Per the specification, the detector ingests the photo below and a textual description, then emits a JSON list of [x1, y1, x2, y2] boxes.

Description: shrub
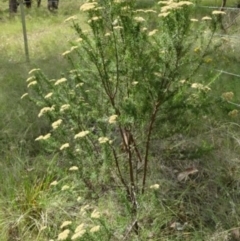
[[23, 0, 220, 237]]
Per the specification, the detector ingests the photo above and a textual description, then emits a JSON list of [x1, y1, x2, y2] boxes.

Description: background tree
[[9, 0, 18, 14]]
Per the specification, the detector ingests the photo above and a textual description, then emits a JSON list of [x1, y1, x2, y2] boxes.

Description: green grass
[[201, 0, 238, 6], [0, 0, 88, 155], [1, 0, 240, 240]]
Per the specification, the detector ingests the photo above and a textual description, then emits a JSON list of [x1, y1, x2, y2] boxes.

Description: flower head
[[191, 83, 204, 89], [55, 78, 67, 86], [27, 81, 37, 88], [177, 1, 193, 6], [71, 230, 86, 240], [38, 106, 55, 117], [80, 2, 98, 11], [179, 79, 186, 84], [159, 0, 193, 13], [228, 109, 238, 117], [60, 221, 72, 229], [28, 68, 40, 75], [21, 93, 28, 99], [70, 46, 78, 52], [194, 47, 201, 53], [108, 115, 118, 124], [60, 143, 70, 150], [222, 92, 234, 101], [75, 223, 85, 233], [76, 83, 84, 88], [50, 180, 58, 186], [148, 29, 158, 36], [57, 229, 70, 240], [191, 83, 211, 92], [74, 131, 90, 139], [90, 225, 100, 233], [113, 26, 123, 30], [69, 166, 79, 171], [105, 32, 111, 37], [88, 16, 101, 23], [60, 104, 70, 112], [91, 209, 100, 219], [150, 184, 160, 189], [98, 137, 110, 144], [35, 133, 51, 141], [52, 119, 62, 129], [158, 12, 170, 17], [134, 16, 145, 22], [35, 135, 44, 141], [212, 10, 226, 15], [204, 57, 212, 63], [26, 76, 35, 82], [80, 205, 90, 216], [145, 9, 157, 13], [61, 185, 70, 191], [43, 133, 51, 140], [64, 15, 78, 23], [76, 38, 83, 42], [202, 16, 212, 21], [44, 92, 53, 99], [62, 50, 71, 56]]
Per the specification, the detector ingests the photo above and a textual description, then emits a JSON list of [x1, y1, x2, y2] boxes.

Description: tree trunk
[[25, 0, 32, 8], [37, 0, 41, 7], [9, 0, 18, 14], [48, 0, 59, 11]]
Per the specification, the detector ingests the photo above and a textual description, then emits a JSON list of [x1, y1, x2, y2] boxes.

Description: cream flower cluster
[[108, 114, 118, 124], [28, 68, 40, 75], [158, 0, 193, 17], [27, 81, 37, 88], [60, 104, 70, 112], [56, 206, 101, 240], [222, 92, 234, 101], [38, 105, 55, 117], [55, 78, 67, 86], [74, 131, 90, 139], [60, 143, 70, 150], [191, 83, 211, 92], [44, 92, 53, 99], [80, 2, 98, 12], [35, 133, 51, 141], [52, 119, 62, 130], [64, 15, 78, 23], [98, 137, 110, 144], [71, 224, 86, 240]]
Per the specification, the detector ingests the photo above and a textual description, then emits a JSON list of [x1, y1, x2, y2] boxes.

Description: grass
[[1, 0, 240, 240], [0, 4, 85, 238]]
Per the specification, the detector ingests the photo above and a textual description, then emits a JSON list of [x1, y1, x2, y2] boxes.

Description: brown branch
[[122, 219, 139, 239], [110, 144, 128, 190], [129, 133, 143, 163], [142, 101, 161, 194], [219, 0, 227, 31], [220, 0, 227, 11]]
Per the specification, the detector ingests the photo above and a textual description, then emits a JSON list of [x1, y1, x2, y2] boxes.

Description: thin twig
[[122, 219, 138, 240], [142, 101, 161, 194]]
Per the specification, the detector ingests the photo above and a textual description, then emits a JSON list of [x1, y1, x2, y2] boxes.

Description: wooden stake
[[19, 0, 30, 62]]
